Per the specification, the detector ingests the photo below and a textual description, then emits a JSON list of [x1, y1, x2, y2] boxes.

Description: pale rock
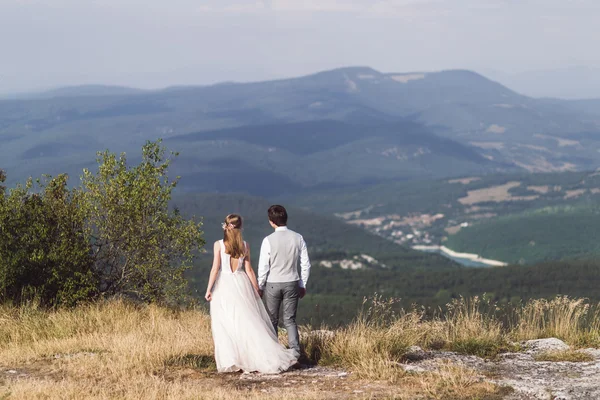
[[523, 338, 570, 354], [577, 348, 600, 359], [402, 364, 427, 373], [302, 330, 335, 341]]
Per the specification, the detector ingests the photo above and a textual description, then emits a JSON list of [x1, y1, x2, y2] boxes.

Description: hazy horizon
[[2, 0, 600, 98]]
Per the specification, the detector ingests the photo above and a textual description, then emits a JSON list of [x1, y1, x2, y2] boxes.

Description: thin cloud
[[193, 0, 508, 16], [269, 0, 364, 12]]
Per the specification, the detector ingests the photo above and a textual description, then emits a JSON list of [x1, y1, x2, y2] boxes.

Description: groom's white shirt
[[257, 226, 311, 290]]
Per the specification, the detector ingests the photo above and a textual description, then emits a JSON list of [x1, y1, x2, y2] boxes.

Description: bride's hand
[[205, 291, 212, 302]]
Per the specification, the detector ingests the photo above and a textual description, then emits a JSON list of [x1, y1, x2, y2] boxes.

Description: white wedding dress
[[210, 240, 298, 373]]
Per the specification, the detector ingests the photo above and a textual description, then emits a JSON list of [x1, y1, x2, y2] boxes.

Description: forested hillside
[[3, 66, 600, 194], [445, 206, 600, 264], [190, 257, 600, 326]]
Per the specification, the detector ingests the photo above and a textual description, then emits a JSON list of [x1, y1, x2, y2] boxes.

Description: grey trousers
[[264, 281, 300, 357]]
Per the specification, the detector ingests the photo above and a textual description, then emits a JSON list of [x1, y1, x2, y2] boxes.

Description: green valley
[[288, 170, 600, 265]]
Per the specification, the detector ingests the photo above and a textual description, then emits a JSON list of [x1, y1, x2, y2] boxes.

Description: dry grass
[[312, 296, 509, 381], [415, 362, 511, 400], [0, 301, 220, 399], [0, 298, 510, 400], [442, 297, 509, 358], [1, 295, 600, 399], [315, 295, 600, 379], [534, 350, 595, 363], [511, 296, 600, 347]]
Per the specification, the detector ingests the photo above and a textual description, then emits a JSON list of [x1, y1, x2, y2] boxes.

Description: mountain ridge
[[2, 66, 600, 193]]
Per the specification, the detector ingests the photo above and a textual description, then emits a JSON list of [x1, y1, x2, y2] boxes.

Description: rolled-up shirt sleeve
[[298, 236, 311, 289], [257, 237, 271, 290]]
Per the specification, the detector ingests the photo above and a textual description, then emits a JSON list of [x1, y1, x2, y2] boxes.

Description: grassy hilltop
[[1, 297, 599, 399]]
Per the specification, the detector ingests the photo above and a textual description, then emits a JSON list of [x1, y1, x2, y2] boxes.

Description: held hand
[[205, 292, 212, 302], [258, 289, 264, 298], [298, 288, 306, 299]]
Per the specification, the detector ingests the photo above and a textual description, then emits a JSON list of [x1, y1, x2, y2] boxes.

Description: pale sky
[[1, 0, 599, 94]]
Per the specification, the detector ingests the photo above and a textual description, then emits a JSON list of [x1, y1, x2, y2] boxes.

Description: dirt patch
[[448, 177, 482, 185], [527, 185, 550, 194], [445, 225, 462, 235], [469, 142, 505, 150], [347, 217, 385, 227], [164, 366, 402, 399], [335, 206, 376, 220], [517, 144, 553, 153], [390, 213, 445, 228], [468, 213, 498, 220], [564, 189, 587, 199], [486, 125, 506, 134], [534, 134, 582, 148], [513, 157, 577, 173], [344, 74, 358, 93], [458, 182, 538, 205], [2, 358, 64, 383], [390, 74, 426, 83]]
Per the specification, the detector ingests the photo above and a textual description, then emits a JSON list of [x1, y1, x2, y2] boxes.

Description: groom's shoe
[[297, 353, 314, 366]]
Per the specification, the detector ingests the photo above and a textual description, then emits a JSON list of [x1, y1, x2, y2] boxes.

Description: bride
[[205, 214, 298, 373]]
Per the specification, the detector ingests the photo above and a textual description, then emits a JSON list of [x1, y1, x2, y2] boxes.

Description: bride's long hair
[[223, 214, 245, 259]]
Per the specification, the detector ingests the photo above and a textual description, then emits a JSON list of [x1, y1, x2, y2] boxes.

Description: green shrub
[[0, 174, 96, 306], [0, 141, 204, 306]]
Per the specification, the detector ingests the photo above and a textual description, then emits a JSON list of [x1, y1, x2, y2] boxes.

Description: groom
[[257, 205, 311, 359]]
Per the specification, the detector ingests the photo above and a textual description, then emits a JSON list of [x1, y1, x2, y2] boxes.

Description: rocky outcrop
[[400, 338, 600, 400]]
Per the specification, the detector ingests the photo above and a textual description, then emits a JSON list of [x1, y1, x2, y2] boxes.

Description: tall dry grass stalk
[[318, 295, 507, 382], [441, 296, 507, 357], [317, 296, 409, 382], [511, 296, 600, 346]]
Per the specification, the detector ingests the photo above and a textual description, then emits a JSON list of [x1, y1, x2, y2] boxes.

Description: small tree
[[0, 174, 96, 306], [82, 140, 204, 303]]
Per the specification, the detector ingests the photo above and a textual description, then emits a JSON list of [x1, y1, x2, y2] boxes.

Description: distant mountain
[[166, 120, 502, 195], [2, 66, 600, 193], [41, 85, 147, 98], [487, 67, 600, 100], [2, 85, 147, 100]]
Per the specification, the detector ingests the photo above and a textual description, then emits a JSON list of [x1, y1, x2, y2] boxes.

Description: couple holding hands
[[205, 205, 311, 374]]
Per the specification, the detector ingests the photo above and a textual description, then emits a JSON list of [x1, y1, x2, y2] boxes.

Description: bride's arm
[[244, 244, 260, 293], [205, 241, 221, 301]]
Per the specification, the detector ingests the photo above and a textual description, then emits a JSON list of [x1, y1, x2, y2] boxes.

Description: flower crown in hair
[[222, 222, 235, 231]]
